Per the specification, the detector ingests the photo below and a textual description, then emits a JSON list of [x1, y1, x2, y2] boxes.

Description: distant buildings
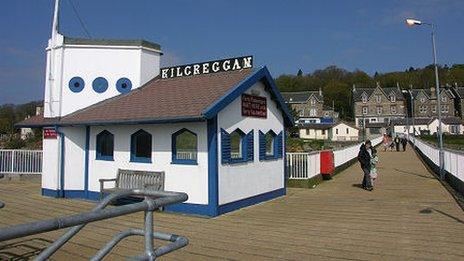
[[281, 89, 337, 124], [283, 82, 464, 140], [409, 86, 455, 118], [352, 83, 406, 129]]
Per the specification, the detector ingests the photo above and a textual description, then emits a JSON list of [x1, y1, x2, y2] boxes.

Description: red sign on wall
[[241, 94, 267, 118], [43, 128, 57, 139]]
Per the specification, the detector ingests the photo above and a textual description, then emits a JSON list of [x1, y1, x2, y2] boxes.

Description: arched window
[[265, 131, 276, 157], [96, 130, 114, 161], [221, 128, 253, 164], [230, 129, 245, 159], [130, 129, 152, 163], [259, 130, 283, 160], [172, 129, 197, 165]]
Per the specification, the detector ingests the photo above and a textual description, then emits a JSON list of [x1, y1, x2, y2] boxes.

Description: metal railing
[[0, 189, 189, 260], [286, 136, 383, 180], [409, 136, 464, 183], [0, 149, 42, 174], [286, 152, 320, 179]]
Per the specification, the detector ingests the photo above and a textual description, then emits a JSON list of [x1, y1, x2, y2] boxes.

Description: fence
[[286, 136, 383, 180], [409, 136, 464, 184], [286, 152, 320, 179], [0, 150, 42, 174]]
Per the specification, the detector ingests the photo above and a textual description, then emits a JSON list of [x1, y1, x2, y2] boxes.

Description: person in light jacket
[[357, 140, 373, 191]]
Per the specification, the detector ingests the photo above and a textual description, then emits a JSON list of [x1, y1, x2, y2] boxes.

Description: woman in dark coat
[[357, 140, 372, 190], [401, 137, 408, 151]]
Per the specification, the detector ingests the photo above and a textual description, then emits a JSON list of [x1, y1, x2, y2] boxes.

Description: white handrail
[[408, 136, 464, 183], [0, 149, 42, 174]]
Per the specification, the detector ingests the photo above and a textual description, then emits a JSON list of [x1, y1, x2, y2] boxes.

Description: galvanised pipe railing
[[0, 189, 189, 260]]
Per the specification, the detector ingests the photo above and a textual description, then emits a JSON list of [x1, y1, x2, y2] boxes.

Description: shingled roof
[[18, 67, 294, 127], [352, 86, 404, 102], [281, 91, 323, 104]]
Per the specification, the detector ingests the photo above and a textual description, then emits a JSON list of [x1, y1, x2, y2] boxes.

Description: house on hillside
[[282, 89, 335, 124], [409, 87, 456, 118], [352, 83, 406, 136]]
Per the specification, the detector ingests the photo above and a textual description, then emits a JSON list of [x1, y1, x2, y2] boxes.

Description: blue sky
[[1, 0, 463, 104]]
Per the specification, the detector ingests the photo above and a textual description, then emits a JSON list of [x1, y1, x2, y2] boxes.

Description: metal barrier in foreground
[[0, 189, 189, 260]]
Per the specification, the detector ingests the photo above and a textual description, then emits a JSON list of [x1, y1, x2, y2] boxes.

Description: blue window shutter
[[259, 131, 266, 161], [246, 130, 254, 162], [221, 129, 231, 164], [276, 131, 283, 158]]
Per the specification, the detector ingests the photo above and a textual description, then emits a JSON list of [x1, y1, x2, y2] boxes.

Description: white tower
[[43, 0, 162, 118]]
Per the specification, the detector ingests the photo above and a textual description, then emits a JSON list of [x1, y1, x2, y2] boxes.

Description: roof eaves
[[202, 66, 294, 127]]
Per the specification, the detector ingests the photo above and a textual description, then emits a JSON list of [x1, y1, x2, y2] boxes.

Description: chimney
[[376, 82, 380, 88], [396, 82, 400, 90], [352, 84, 356, 92], [319, 87, 322, 96], [430, 86, 436, 99]]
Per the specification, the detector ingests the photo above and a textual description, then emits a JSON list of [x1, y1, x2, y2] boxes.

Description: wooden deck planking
[[1, 148, 464, 260]]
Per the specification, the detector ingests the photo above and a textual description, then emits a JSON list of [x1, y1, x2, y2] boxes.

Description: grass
[[420, 134, 464, 151], [286, 137, 359, 152]]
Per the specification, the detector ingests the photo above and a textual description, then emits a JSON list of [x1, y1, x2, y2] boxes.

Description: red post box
[[320, 150, 334, 178]]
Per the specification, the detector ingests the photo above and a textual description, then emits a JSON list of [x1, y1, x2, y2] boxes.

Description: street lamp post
[[406, 18, 444, 180]]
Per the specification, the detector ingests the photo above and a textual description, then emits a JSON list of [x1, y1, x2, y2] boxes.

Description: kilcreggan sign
[[241, 94, 267, 118], [160, 56, 253, 79]]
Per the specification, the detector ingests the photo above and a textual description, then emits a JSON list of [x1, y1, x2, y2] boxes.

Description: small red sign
[[241, 94, 267, 118], [43, 128, 57, 139]]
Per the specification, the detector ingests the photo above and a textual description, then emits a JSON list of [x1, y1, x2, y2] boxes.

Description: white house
[[298, 124, 330, 140], [298, 122, 359, 141], [330, 122, 359, 141], [17, 2, 293, 217], [428, 118, 463, 135], [391, 118, 433, 135]]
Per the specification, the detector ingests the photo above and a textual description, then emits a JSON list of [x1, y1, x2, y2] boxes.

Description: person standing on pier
[[358, 140, 373, 191], [394, 135, 400, 152], [401, 137, 408, 151]]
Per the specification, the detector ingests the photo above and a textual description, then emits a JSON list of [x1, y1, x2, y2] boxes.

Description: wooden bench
[[99, 169, 165, 200]]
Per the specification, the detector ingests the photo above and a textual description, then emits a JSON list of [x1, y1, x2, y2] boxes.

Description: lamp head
[[406, 18, 422, 26]]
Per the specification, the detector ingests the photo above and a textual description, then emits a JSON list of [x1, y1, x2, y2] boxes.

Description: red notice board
[[241, 94, 267, 118], [43, 128, 57, 139]]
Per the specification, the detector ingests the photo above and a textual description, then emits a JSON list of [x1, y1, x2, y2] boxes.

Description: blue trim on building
[[164, 203, 213, 217], [217, 188, 285, 215], [207, 116, 219, 217], [42, 188, 100, 201], [202, 66, 294, 127], [84, 126, 90, 197], [171, 128, 198, 165]]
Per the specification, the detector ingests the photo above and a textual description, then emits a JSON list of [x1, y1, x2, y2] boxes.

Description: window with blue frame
[[221, 128, 253, 164], [259, 130, 283, 160], [96, 130, 114, 160], [130, 130, 152, 163], [172, 129, 197, 164]]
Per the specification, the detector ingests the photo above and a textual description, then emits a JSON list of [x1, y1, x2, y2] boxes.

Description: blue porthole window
[[69, 77, 85, 93], [116, 78, 132, 94], [92, 77, 108, 93]]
